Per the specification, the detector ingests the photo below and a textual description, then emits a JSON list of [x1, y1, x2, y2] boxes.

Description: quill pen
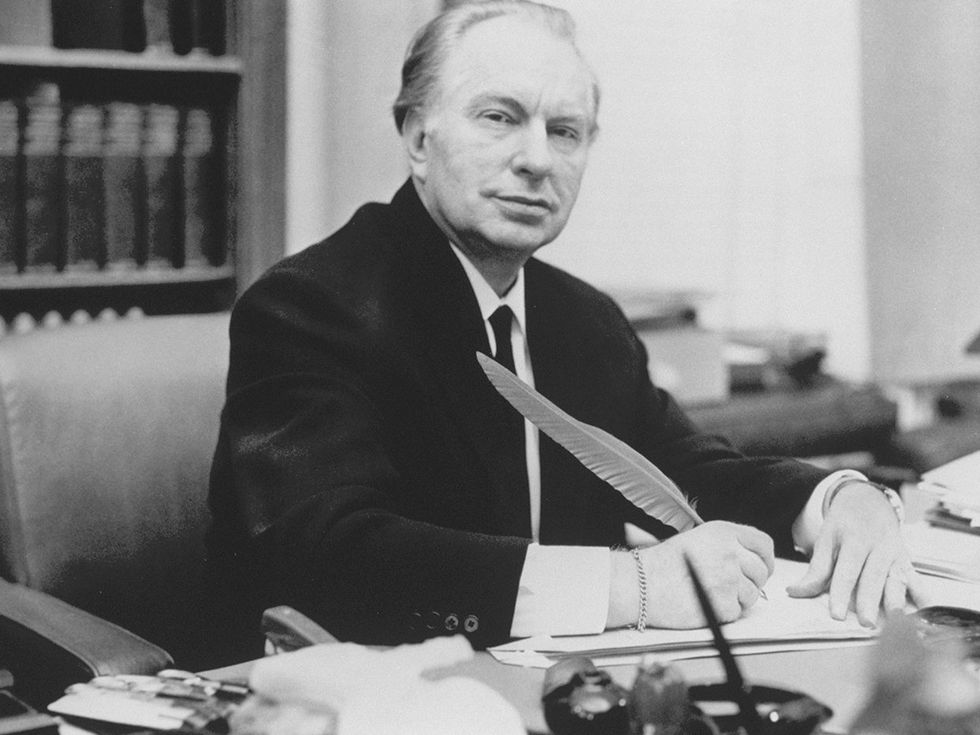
[[683, 554, 763, 734], [477, 352, 703, 532]]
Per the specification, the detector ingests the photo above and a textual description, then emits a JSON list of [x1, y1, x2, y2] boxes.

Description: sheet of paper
[[916, 571, 980, 611], [922, 449, 980, 499], [490, 557, 980, 667], [905, 521, 980, 583], [490, 559, 878, 666], [491, 639, 877, 669]]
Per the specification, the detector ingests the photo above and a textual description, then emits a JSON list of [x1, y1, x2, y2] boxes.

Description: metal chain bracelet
[[629, 547, 648, 633]]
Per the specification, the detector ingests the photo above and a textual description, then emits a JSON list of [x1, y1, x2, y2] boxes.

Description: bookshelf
[[0, 1, 286, 325]]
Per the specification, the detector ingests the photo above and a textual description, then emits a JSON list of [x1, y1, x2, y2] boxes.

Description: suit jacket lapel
[[389, 181, 532, 538], [524, 262, 630, 546]]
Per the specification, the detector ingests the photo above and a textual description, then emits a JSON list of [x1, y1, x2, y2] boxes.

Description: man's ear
[[402, 109, 428, 182]]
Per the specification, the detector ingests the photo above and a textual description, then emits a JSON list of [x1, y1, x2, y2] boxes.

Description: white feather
[[477, 353, 703, 532]]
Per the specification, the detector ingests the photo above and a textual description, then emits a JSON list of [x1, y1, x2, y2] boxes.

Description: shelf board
[[0, 46, 242, 75], [0, 264, 235, 290]]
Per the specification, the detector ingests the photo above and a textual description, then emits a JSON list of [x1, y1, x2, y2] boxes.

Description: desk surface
[[205, 644, 872, 734]]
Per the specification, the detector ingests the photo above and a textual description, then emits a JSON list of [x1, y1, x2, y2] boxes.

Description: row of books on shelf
[[2, 0, 226, 57], [0, 84, 226, 277]]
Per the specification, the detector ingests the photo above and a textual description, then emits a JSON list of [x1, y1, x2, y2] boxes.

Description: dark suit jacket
[[208, 179, 830, 650]]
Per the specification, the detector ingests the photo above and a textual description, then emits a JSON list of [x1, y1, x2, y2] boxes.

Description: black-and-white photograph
[[1, 2, 979, 733]]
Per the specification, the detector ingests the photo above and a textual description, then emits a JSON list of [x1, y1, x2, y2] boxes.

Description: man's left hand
[[786, 481, 923, 626]]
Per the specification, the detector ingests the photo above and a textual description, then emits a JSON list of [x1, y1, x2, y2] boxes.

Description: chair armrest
[[0, 578, 173, 704]]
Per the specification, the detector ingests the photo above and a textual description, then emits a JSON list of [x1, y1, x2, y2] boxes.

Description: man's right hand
[[607, 521, 775, 630]]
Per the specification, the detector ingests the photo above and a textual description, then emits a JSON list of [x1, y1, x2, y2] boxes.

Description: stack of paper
[[906, 449, 980, 583], [904, 522, 980, 583], [490, 558, 980, 670], [919, 449, 980, 535], [490, 560, 879, 669]]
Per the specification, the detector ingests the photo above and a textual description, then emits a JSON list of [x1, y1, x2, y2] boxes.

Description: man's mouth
[[493, 195, 554, 213]]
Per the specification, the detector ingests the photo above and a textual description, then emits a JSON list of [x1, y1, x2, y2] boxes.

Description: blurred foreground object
[[541, 655, 830, 735], [850, 615, 980, 735], [231, 636, 523, 735], [541, 656, 630, 735]]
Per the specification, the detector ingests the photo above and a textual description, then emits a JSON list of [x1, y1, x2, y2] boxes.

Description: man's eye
[[481, 110, 514, 124], [551, 126, 581, 142]]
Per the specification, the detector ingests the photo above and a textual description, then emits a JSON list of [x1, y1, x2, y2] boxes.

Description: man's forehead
[[438, 14, 597, 116]]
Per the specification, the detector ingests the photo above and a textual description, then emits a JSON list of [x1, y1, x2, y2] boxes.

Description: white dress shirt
[[449, 245, 857, 637]]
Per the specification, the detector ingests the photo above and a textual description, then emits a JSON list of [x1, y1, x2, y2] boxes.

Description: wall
[[862, 1, 980, 385], [285, 0, 439, 252], [284, 1, 980, 386], [542, 0, 870, 380]]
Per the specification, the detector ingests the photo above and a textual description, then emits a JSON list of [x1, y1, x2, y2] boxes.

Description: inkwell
[[541, 555, 832, 735]]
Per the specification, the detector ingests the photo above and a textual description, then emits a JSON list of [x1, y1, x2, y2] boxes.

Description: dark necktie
[[489, 305, 517, 372], [488, 305, 531, 537]]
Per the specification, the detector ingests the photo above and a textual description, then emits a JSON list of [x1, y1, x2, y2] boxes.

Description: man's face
[[408, 15, 597, 262]]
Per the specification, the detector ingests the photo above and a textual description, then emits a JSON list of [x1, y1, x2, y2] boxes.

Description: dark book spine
[[170, 0, 225, 56], [51, 0, 146, 52], [103, 102, 144, 269], [194, 0, 226, 55], [169, 0, 195, 55], [0, 99, 22, 274], [141, 103, 180, 267], [62, 103, 106, 271], [22, 86, 62, 272], [180, 106, 222, 267]]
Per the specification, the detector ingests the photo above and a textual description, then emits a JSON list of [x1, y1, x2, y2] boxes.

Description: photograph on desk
[[3, 1, 980, 734]]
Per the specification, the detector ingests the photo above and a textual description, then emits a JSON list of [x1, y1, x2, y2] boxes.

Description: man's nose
[[510, 121, 553, 178]]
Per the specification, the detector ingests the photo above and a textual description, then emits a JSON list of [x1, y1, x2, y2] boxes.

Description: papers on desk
[[905, 521, 980, 583], [908, 449, 980, 582], [490, 559, 879, 669], [919, 449, 980, 535]]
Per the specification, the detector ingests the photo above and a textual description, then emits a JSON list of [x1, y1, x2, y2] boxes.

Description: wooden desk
[[205, 644, 873, 734]]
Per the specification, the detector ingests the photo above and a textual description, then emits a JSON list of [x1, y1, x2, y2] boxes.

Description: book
[[180, 106, 222, 267], [142, 0, 174, 53], [21, 84, 62, 273], [170, 0, 226, 56], [141, 103, 180, 266], [0, 0, 52, 46], [194, 0, 226, 56], [0, 98, 21, 274], [62, 103, 106, 271], [51, 0, 147, 52], [103, 102, 144, 269]]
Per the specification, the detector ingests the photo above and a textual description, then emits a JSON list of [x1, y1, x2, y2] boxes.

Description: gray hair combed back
[[392, 0, 599, 134]]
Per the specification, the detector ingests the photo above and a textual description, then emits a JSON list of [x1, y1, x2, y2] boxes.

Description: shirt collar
[[449, 242, 527, 333]]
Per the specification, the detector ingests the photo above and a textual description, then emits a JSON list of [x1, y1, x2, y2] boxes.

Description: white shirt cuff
[[510, 544, 610, 638], [792, 468, 867, 555]]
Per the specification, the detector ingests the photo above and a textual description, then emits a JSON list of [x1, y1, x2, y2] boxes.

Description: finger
[[712, 588, 743, 623], [883, 565, 909, 614], [737, 575, 761, 612], [826, 545, 864, 621], [733, 525, 776, 575], [786, 533, 834, 598], [737, 546, 772, 592], [854, 545, 893, 626], [905, 568, 929, 608]]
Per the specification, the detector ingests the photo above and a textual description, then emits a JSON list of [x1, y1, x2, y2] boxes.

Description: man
[[208, 0, 916, 652]]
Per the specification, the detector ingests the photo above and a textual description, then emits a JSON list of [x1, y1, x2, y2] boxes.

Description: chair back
[[0, 312, 230, 670]]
